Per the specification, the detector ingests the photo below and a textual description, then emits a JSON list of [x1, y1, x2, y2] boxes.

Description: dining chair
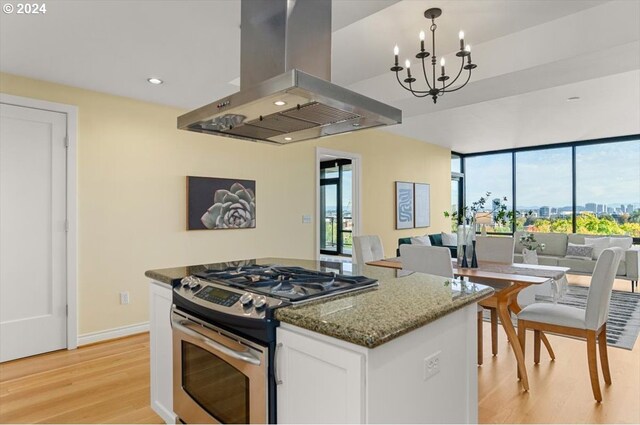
[[474, 236, 516, 357], [517, 247, 624, 402], [353, 235, 385, 264], [475, 235, 515, 264], [400, 244, 487, 365]]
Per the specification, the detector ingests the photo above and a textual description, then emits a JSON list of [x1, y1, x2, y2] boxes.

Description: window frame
[[457, 134, 640, 243]]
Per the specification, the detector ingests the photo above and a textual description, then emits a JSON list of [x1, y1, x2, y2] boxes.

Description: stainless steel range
[[171, 262, 378, 424]]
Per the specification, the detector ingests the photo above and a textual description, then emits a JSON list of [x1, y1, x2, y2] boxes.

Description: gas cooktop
[[193, 264, 378, 303]]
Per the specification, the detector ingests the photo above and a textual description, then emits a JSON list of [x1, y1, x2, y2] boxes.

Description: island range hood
[[178, 0, 402, 145]]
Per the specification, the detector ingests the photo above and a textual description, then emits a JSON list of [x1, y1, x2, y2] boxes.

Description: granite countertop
[[275, 265, 493, 348], [146, 258, 494, 349]]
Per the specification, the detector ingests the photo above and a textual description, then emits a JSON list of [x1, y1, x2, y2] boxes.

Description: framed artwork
[[414, 183, 431, 228], [187, 176, 256, 230], [395, 181, 414, 229]]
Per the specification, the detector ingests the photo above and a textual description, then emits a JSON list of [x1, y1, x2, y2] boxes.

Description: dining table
[[366, 257, 570, 391]]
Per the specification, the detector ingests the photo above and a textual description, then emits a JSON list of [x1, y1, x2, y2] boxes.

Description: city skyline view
[[465, 141, 640, 208]]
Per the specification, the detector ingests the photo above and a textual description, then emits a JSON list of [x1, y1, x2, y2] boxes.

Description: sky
[[465, 140, 640, 209], [322, 166, 352, 212]]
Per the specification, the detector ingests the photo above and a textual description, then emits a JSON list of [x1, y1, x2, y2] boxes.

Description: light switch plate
[[302, 215, 312, 224]]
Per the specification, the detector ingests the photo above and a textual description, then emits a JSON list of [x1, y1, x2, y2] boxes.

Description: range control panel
[[194, 286, 241, 307]]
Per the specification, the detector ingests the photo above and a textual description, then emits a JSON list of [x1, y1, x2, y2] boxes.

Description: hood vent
[[178, 0, 401, 145]]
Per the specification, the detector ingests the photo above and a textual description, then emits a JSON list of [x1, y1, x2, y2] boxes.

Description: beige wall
[[0, 73, 451, 335]]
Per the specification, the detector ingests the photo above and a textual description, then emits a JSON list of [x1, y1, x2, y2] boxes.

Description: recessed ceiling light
[[284, 137, 293, 141], [567, 96, 580, 101], [274, 100, 287, 106], [352, 123, 361, 127], [147, 77, 163, 85]]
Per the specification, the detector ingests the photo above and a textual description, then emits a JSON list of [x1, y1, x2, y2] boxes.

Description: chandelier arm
[[420, 56, 434, 91], [395, 72, 430, 94], [410, 90, 432, 98], [441, 57, 466, 91], [441, 69, 472, 93], [408, 80, 432, 98]]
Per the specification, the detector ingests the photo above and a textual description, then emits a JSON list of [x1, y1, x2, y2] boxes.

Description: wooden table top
[[366, 258, 569, 286]]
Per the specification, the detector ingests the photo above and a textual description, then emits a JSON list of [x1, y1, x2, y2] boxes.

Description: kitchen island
[[146, 258, 493, 424]]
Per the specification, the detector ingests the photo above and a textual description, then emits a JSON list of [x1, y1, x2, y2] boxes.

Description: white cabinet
[[149, 281, 176, 424], [276, 303, 478, 424], [276, 326, 365, 424]]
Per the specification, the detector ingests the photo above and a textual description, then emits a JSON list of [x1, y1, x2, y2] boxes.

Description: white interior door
[[0, 103, 67, 362]]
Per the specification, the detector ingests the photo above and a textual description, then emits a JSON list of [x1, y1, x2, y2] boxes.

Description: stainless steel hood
[[178, 0, 402, 145]]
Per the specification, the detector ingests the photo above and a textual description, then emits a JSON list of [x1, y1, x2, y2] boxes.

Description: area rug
[[483, 285, 640, 350]]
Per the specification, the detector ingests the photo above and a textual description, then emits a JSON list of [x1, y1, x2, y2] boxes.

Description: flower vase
[[522, 248, 539, 265], [471, 240, 478, 268], [461, 245, 469, 268]]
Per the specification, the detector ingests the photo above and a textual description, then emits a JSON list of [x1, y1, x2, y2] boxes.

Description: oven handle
[[171, 318, 261, 366], [274, 342, 283, 385]]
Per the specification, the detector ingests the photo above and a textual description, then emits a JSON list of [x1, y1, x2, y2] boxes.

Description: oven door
[[171, 309, 268, 424]]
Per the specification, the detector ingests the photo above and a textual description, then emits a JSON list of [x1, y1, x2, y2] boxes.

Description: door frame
[[315, 147, 362, 259], [1, 93, 78, 350]]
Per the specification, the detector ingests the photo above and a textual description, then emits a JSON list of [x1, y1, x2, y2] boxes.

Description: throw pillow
[[565, 243, 594, 260], [584, 237, 610, 260], [410, 236, 432, 246], [609, 237, 632, 250], [441, 232, 457, 246]]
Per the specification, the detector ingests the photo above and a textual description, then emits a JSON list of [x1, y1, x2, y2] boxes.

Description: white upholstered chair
[[400, 244, 486, 365], [474, 236, 515, 357], [353, 235, 385, 264], [517, 247, 624, 402], [475, 235, 515, 263], [400, 245, 454, 278]]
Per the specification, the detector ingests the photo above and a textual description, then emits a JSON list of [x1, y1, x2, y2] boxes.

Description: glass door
[[320, 159, 352, 256], [320, 178, 340, 255]]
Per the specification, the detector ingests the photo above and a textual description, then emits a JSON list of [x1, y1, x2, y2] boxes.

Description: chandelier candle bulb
[[394, 45, 399, 65], [440, 57, 445, 75], [419, 31, 425, 51], [459, 30, 465, 50]]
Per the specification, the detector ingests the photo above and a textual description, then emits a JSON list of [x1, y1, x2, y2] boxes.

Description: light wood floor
[[479, 274, 640, 424], [0, 275, 638, 424], [0, 333, 162, 424]]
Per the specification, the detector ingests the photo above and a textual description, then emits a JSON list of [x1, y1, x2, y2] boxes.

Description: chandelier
[[390, 8, 477, 104]]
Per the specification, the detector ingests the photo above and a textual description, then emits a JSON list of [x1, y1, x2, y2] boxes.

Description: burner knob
[[254, 296, 267, 309], [239, 292, 254, 306], [181, 276, 197, 288]]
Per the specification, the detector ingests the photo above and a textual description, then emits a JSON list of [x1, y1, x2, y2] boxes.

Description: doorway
[[316, 148, 361, 259], [320, 159, 352, 256], [0, 94, 77, 361]]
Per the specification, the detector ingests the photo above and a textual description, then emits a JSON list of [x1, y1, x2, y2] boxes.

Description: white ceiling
[[2, 0, 639, 153]]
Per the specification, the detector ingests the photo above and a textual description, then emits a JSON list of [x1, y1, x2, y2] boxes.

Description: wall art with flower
[[187, 176, 256, 230]]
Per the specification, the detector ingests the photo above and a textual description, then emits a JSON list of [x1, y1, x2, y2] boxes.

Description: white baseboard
[[78, 322, 149, 346], [152, 400, 177, 425]]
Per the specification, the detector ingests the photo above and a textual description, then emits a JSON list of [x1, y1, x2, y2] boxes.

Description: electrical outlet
[[424, 351, 441, 380], [120, 291, 130, 305]]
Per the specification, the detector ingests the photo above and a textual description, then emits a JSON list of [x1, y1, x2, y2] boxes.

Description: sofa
[[397, 234, 458, 258], [513, 231, 639, 291]]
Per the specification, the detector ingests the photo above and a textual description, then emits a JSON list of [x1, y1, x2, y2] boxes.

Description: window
[[515, 148, 572, 233], [451, 155, 461, 173], [576, 140, 640, 237], [461, 136, 640, 239], [464, 153, 513, 233]]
